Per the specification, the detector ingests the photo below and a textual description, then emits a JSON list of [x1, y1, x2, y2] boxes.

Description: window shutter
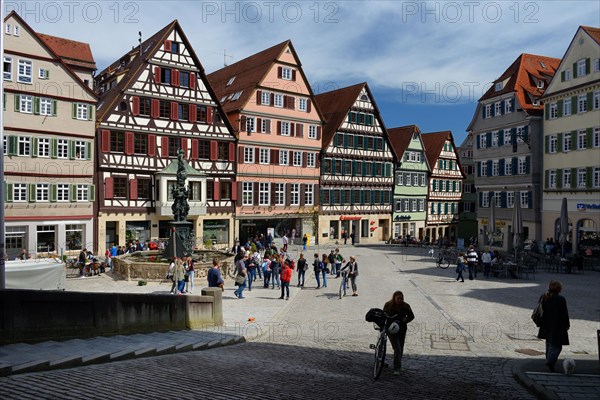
[[189, 73, 196, 89], [486, 132, 491, 148], [190, 139, 199, 160], [148, 134, 156, 157], [571, 96, 577, 114], [557, 99, 563, 117], [557, 169, 562, 188], [302, 152, 307, 168], [270, 93, 275, 106], [512, 157, 518, 175], [5, 182, 13, 203], [50, 138, 57, 158], [307, 99, 311, 113], [271, 149, 278, 165], [528, 191, 533, 209], [571, 168, 577, 187], [231, 180, 238, 201], [86, 142, 92, 160], [151, 99, 159, 118], [290, 123, 295, 137], [256, 90, 262, 105], [254, 148, 259, 164], [271, 182, 277, 205], [572, 62, 578, 78], [229, 142, 235, 162], [125, 131, 134, 155], [213, 181, 221, 201], [254, 184, 259, 206], [48, 183, 57, 202], [316, 126, 321, 140], [557, 132, 563, 152], [71, 103, 77, 119], [545, 104, 549, 120], [88, 185, 95, 201], [28, 184, 36, 203], [239, 146, 244, 163], [476, 135, 481, 149], [236, 181, 243, 206], [523, 125, 529, 143], [189, 104, 197, 122], [69, 140, 76, 160], [478, 192, 482, 207], [586, 128, 593, 149], [14, 94, 20, 112], [105, 177, 114, 199], [161, 136, 169, 158], [561, 71, 565, 82], [206, 107, 213, 124], [544, 135, 549, 153], [498, 132, 504, 146], [181, 138, 188, 157], [52, 100, 57, 116], [499, 159, 504, 176], [32, 137, 38, 157], [240, 116, 247, 133], [586, 167, 593, 188], [292, 69, 296, 81], [172, 69, 180, 87], [154, 66, 161, 83], [132, 96, 140, 116], [481, 106, 485, 119], [277, 67, 282, 78], [286, 184, 291, 206], [129, 179, 138, 200], [296, 123, 303, 138], [571, 130, 576, 150], [33, 97, 40, 114], [277, 121, 282, 135], [545, 170, 549, 189], [87, 105, 93, 121], [585, 58, 591, 75], [587, 92, 593, 110], [210, 140, 218, 161], [170, 101, 178, 120], [164, 40, 172, 52], [487, 160, 492, 176]]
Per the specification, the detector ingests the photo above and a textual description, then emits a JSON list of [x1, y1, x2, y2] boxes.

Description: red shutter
[[270, 149, 277, 165], [206, 106, 213, 124], [314, 184, 319, 204], [189, 104, 197, 122], [161, 136, 169, 158], [229, 142, 235, 162], [236, 182, 242, 206], [164, 40, 172, 52], [238, 146, 244, 163], [256, 90, 262, 105], [129, 179, 138, 200], [210, 140, 218, 161], [213, 181, 221, 201], [125, 131, 135, 155], [231, 181, 237, 201], [189, 73, 196, 89], [154, 66, 161, 83], [277, 67, 283, 78], [316, 126, 322, 140], [283, 96, 288, 109], [170, 102, 178, 120], [240, 116, 247, 133], [151, 99, 159, 118], [277, 121, 282, 135], [172, 69, 179, 87], [257, 118, 262, 133], [191, 139, 199, 160], [147, 134, 156, 157], [181, 138, 188, 157], [292, 70, 297, 81], [266, 120, 271, 133], [105, 177, 114, 199], [270, 93, 274, 106], [296, 123, 304, 138], [288, 96, 295, 110], [290, 123, 295, 137], [101, 130, 110, 153], [307, 99, 312, 113], [131, 96, 140, 116], [254, 148, 259, 164], [302, 152, 307, 167]]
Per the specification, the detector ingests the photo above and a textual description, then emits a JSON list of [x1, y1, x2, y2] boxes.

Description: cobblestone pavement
[[0, 245, 598, 399]]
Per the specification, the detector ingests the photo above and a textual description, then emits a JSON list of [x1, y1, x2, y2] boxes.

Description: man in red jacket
[[279, 259, 293, 300]]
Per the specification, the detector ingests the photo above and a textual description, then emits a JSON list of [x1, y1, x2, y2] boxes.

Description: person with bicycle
[[383, 291, 415, 375], [341, 256, 359, 296]]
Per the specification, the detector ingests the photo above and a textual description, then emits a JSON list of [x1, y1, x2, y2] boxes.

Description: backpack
[[531, 296, 544, 327]]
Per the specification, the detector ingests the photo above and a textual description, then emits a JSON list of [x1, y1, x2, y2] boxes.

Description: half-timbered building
[[208, 41, 324, 245], [314, 83, 394, 244], [3, 11, 97, 259], [94, 20, 236, 254], [422, 131, 465, 244]]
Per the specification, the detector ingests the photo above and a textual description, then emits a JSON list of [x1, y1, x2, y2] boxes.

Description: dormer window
[[532, 98, 540, 106], [231, 91, 242, 101], [171, 42, 179, 54], [220, 96, 227, 103], [281, 67, 292, 80], [540, 61, 546, 69], [226, 76, 236, 86], [494, 82, 503, 91], [536, 80, 544, 89]]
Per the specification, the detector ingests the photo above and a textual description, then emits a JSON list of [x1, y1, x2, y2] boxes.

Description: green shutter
[[32, 137, 38, 157], [14, 94, 20, 112], [557, 99, 563, 117], [587, 92, 593, 110], [544, 135, 549, 153], [587, 128, 593, 149], [88, 105, 93, 121], [545, 170, 549, 189], [557, 133, 563, 152], [571, 96, 577, 114], [586, 167, 593, 188], [89, 185, 95, 201], [571, 130, 576, 150], [362, 161, 367, 176], [544, 104, 549, 120], [86, 141, 92, 160], [52, 100, 57, 116], [28, 184, 36, 202], [72, 103, 77, 119], [341, 160, 346, 176], [8, 136, 17, 155], [4, 182, 13, 202], [385, 163, 391, 177], [50, 184, 57, 202], [572, 62, 578, 78], [50, 138, 58, 158], [585, 58, 591, 75], [571, 168, 577, 187], [353, 135, 359, 149], [561, 71, 565, 82], [33, 97, 40, 115], [556, 169, 562, 189], [45, 69, 50, 79], [69, 140, 76, 160], [70, 184, 77, 202]]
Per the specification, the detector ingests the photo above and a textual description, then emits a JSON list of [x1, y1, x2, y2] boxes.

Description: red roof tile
[[581, 26, 600, 45], [37, 33, 96, 70], [480, 53, 560, 115], [387, 125, 421, 161]]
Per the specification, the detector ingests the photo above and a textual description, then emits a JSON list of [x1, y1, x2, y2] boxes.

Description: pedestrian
[[383, 291, 415, 375], [466, 245, 478, 279], [253, 250, 263, 280], [262, 256, 271, 288], [282, 234, 288, 253], [342, 230, 347, 245], [350, 231, 355, 245], [341, 255, 359, 296], [320, 253, 329, 288], [207, 258, 224, 291], [279, 259, 292, 300], [168, 257, 177, 293], [185, 256, 195, 294], [537, 280, 570, 373], [233, 252, 248, 299], [481, 247, 492, 278], [334, 248, 345, 278], [175, 258, 187, 294], [245, 251, 256, 291], [302, 234, 308, 251], [296, 253, 307, 287], [270, 254, 281, 289], [313, 253, 324, 289], [328, 250, 336, 276], [455, 252, 466, 283]]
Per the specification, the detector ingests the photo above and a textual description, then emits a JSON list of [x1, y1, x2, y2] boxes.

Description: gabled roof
[[37, 33, 96, 70], [387, 125, 420, 160], [314, 82, 366, 149], [479, 53, 560, 115], [421, 131, 465, 179], [4, 11, 97, 100], [581, 26, 600, 45]]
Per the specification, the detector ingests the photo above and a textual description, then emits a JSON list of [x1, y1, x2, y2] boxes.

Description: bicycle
[[366, 308, 397, 380], [338, 270, 349, 299], [436, 249, 456, 269]]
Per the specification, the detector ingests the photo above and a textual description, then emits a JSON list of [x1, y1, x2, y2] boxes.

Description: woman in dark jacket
[[341, 256, 359, 296], [383, 291, 415, 375], [537, 280, 570, 372]]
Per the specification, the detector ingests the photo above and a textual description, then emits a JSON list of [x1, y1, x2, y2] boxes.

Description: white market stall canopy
[[5, 260, 66, 290]]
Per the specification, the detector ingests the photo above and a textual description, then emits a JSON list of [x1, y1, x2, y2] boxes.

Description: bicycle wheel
[[339, 279, 343, 299], [373, 334, 387, 380], [439, 257, 450, 269]]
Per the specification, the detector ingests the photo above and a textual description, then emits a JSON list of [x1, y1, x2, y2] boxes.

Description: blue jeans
[[263, 270, 271, 287], [316, 269, 327, 288], [546, 340, 562, 368], [247, 269, 256, 290], [335, 263, 342, 277], [271, 272, 280, 289], [177, 279, 185, 293], [297, 270, 306, 286], [234, 279, 247, 298], [280, 282, 290, 298]]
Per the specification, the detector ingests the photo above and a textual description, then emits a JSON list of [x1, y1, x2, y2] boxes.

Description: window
[[159, 100, 170, 118], [484, 104, 491, 118], [506, 192, 514, 208], [503, 129, 511, 146], [57, 184, 69, 202], [397, 173, 403, 186], [594, 91, 600, 110], [18, 59, 32, 83], [110, 131, 124, 152], [279, 150, 288, 165], [20, 94, 33, 113], [179, 71, 189, 88], [480, 162, 487, 177], [479, 134, 486, 148], [274, 93, 283, 107], [564, 68, 571, 81], [578, 94, 587, 113], [495, 102, 502, 116], [246, 117, 255, 133], [594, 167, 600, 188], [167, 137, 178, 157], [138, 179, 151, 199], [520, 191, 529, 208], [259, 182, 270, 206], [577, 59, 586, 77], [518, 157, 526, 175], [37, 138, 50, 157], [160, 68, 171, 84], [3, 56, 12, 80], [307, 153, 316, 168], [413, 174, 419, 186], [595, 58, 600, 73], [260, 119, 270, 133], [281, 67, 292, 80], [549, 102, 557, 119], [4, 24, 10, 34], [242, 182, 253, 205], [492, 160, 499, 176], [76, 185, 89, 201], [293, 151, 302, 166], [563, 98, 572, 116], [549, 170, 557, 188], [298, 98, 307, 111], [39, 97, 52, 115], [563, 132, 571, 152], [405, 173, 412, 186], [18, 136, 30, 156], [495, 82, 503, 91], [38, 68, 49, 79], [171, 42, 180, 54], [275, 183, 285, 205], [76, 103, 88, 120], [305, 185, 314, 205], [495, 193, 501, 208], [420, 174, 426, 186], [56, 139, 68, 159], [113, 177, 127, 198], [504, 98, 512, 113], [549, 135, 557, 153], [290, 183, 300, 205], [12, 183, 27, 202], [482, 193, 489, 208], [577, 168, 586, 188], [36, 183, 49, 202], [418, 199, 425, 211], [577, 130, 586, 150], [516, 126, 525, 143], [75, 140, 87, 159], [563, 169, 571, 189], [280, 121, 290, 136], [226, 76, 236, 86], [244, 147, 254, 163], [491, 131, 498, 147], [441, 180, 447, 192], [177, 103, 189, 121], [259, 148, 269, 164], [261, 91, 270, 105], [133, 134, 146, 155], [594, 128, 600, 148]]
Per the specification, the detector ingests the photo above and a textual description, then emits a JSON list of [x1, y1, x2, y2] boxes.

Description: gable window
[[274, 93, 283, 107], [495, 82, 503, 91], [259, 148, 269, 164], [281, 67, 292, 80], [261, 91, 270, 105], [565, 68, 572, 81], [504, 98, 512, 113], [479, 134, 486, 149], [18, 59, 32, 83], [307, 152, 316, 168], [494, 102, 502, 116], [20, 94, 33, 113], [308, 125, 317, 139], [159, 100, 170, 118], [139, 98, 151, 116], [3, 56, 12, 81], [18, 136, 30, 156], [577, 59, 586, 77], [180, 71, 190, 88], [111, 131, 125, 152], [244, 146, 255, 163], [170, 42, 179, 54], [549, 102, 557, 119], [484, 104, 491, 118], [279, 150, 288, 165], [563, 132, 572, 152], [133, 134, 147, 155], [298, 98, 307, 111], [594, 59, 600, 73], [563, 98, 572, 116], [161, 68, 171, 84], [76, 103, 88, 120], [177, 103, 189, 120], [217, 142, 229, 160], [38, 68, 49, 79], [259, 183, 270, 206], [198, 140, 210, 159], [549, 135, 557, 153], [578, 94, 587, 113], [226, 76, 236, 86]]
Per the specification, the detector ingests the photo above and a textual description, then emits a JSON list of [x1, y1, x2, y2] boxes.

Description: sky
[[8, 0, 600, 144]]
